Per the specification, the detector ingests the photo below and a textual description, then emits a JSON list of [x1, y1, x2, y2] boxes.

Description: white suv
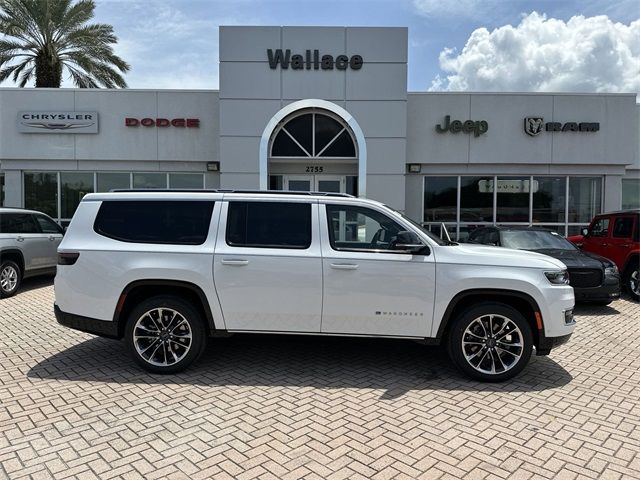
[[54, 191, 575, 381]]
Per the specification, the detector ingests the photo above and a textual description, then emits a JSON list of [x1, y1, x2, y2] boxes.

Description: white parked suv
[[54, 190, 576, 381]]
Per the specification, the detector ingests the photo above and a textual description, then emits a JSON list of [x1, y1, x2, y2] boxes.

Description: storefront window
[[622, 179, 640, 210], [496, 177, 530, 222], [133, 173, 167, 189], [460, 176, 493, 222], [97, 172, 131, 192], [61, 173, 94, 219], [533, 176, 566, 223], [0, 173, 4, 206], [24, 172, 57, 218], [424, 176, 457, 222], [568, 177, 602, 223], [169, 173, 204, 189]]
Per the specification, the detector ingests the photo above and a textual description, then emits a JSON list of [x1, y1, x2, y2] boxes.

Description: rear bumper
[[54, 303, 120, 339]]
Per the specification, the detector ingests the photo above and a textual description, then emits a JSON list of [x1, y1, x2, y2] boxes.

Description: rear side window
[[0, 213, 40, 234], [94, 201, 214, 245], [612, 217, 634, 238], [226, 201, 311, 249]]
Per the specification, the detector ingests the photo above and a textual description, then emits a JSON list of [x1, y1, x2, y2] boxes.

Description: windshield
[[384, 205, 446, 246], [501, 230, 576, 251]]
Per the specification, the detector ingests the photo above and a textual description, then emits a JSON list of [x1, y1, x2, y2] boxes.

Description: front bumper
[[573, 276, 621, 302], [536, 332, 573, 355], [54, 303, 120, 339]]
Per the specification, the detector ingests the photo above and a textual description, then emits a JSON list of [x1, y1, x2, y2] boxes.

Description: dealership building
[[0, 26, 638, 238]]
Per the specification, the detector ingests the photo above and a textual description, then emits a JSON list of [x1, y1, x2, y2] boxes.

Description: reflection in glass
[[568, 177, 602, 223], [97, 172, 130, 192], [24, 172, 58, 218], [133, 173, 167, 189], [460, 177, 493, 222], [424, 176, 457, 222], [622, 179, 640, 210], [169, 173, 203, 189], [533, 177, 566, 223], [496, 177, 530, 222], [61, 172, 94, 219]]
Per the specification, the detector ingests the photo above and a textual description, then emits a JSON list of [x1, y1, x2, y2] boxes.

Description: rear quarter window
[[94, 201, 215, 245]]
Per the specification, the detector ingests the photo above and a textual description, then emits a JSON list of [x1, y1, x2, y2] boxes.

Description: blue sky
[[5, 0, 640, 91]]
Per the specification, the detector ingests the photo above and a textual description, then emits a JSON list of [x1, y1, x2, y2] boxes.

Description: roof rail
[[109, 189, 354, 198]]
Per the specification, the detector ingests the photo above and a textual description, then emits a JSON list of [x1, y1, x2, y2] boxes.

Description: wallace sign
[[267, 49, 363, 70]]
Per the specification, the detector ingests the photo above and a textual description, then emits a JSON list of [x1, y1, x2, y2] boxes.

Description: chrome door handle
[[16, 236, 24, 242], [221, 259, 249, 266], [48, 235, 56, 241], [330, 263, 359, 270]]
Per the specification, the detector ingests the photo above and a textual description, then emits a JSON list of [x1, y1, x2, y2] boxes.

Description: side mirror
[[581, 227, 589, 236], [392, 231, 429, 254]]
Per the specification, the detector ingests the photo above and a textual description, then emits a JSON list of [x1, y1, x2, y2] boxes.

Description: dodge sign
[[18, 111, 99, 134]]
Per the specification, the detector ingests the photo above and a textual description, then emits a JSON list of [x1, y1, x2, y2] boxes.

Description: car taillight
[[58, 252, 79, 265]]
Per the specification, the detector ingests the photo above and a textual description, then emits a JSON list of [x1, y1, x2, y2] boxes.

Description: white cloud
[[429, 12, 640, 93]]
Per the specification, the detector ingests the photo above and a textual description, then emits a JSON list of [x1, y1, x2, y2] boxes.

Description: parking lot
[[1, 279, 639, 479]]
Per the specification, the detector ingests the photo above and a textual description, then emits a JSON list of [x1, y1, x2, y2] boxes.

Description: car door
[[609, 215, 636, 268], [213, 199, 323, 332], [32, 214, 64, 268], [320, 202, 436, 337], [584, 215, 611, 259]]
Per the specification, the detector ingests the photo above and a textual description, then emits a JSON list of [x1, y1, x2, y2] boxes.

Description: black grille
[[569, 268, 602, 288]]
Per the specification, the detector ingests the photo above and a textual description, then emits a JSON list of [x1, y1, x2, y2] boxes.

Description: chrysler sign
[[18, 111, 98, 133]]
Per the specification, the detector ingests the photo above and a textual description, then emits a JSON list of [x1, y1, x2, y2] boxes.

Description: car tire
[[0, 260, 21, 298], [447, 302, 533, 382], [625, 263, 640, 302], [125, 295, 207, 374]]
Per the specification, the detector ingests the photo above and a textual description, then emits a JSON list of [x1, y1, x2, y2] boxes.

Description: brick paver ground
[[1, 278, 640, 479]]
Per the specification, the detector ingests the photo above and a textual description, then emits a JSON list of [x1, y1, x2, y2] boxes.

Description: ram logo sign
[[18, 112, 98, 134], [524, 117, 600, 136]]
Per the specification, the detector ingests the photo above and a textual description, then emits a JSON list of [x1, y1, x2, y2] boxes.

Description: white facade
[[0, 26, 638, 236]]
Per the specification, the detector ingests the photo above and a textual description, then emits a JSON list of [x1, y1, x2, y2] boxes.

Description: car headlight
[[545, 270, 570, 285], [604, 265, 619, 276]]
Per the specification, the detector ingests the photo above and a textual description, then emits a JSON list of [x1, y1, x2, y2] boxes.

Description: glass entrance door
[[284, 175, 346, 193]]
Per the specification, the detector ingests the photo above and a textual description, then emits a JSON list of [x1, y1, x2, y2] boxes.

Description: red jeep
[[568, 210, 640, 301]]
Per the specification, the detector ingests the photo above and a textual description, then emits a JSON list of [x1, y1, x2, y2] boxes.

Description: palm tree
[[0, 0, 129, 88]]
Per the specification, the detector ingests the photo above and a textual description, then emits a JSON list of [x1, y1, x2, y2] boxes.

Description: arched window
[[270, 111, 357, 159]]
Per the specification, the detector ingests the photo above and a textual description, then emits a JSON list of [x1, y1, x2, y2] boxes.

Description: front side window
[[226, 202, 311, 249], [94, 201, 214, 245], [0, 213, 40, 234], [590, 217, 609, 237], [326, 205, 405, 252]]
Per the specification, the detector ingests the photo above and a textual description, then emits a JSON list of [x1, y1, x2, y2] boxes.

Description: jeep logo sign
[[267, 49, 363, 70], [524, 117, 600, 136], [436, 115, 488, 137]]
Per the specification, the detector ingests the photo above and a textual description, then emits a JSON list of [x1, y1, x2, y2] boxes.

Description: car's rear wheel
[[448, 303, 533, 382], [0, 260, 21, 298], [125, 296, 207, 374], [626, 263, 640, 302]]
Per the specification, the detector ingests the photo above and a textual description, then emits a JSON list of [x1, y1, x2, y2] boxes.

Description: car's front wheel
[[0, 260, 21, 298], [448, 303, 533, 382], [125, 296, 207, 374]]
